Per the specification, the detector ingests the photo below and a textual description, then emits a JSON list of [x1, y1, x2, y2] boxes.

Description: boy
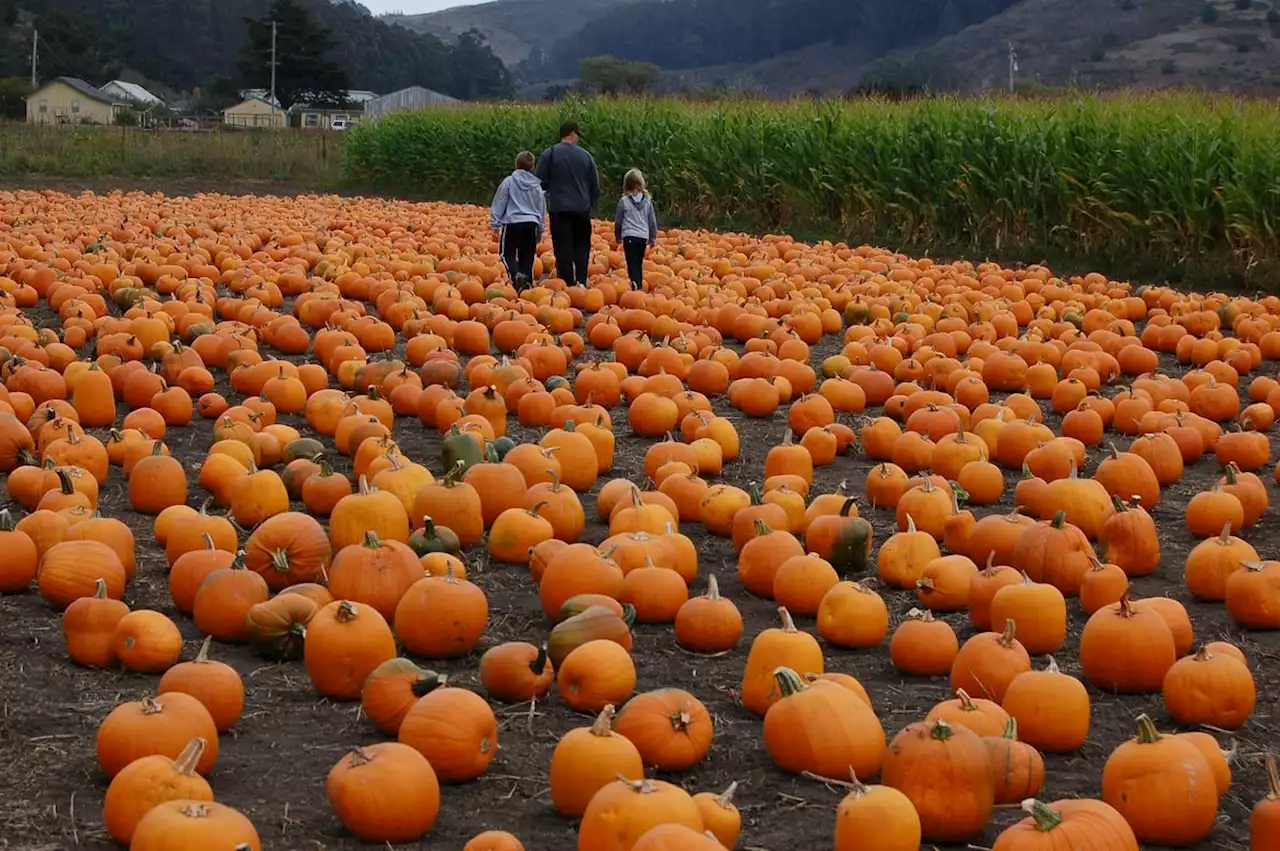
[[491, 151, 546, 290]]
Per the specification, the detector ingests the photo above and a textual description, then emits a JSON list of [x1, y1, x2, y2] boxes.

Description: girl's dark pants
[[500, 222, 539, 286], [623, 237, 646, 288]]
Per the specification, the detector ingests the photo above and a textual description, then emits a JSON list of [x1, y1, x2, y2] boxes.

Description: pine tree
[[238, 0, 350, 109]]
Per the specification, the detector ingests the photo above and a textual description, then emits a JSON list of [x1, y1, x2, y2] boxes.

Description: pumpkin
[[763, 668, 886, 779], [1253, 755, 1280, 851], [129, 801, 261, 851], [989, 573, 1067, 654], [804, 497, 874, 578], [1039, 461, 1115, 539], [128, 441, 188, 514], [192, 559, 269, 643], [1185, 521, 1257, 601], [243, 593, 318, 661], [37, 539, 125, 610], [982, 718, 1045, 804], [1001, 657, 1091, 753], [157, 637, 244, 732], [577, 778, 704, 851], [395, 567, 488, 658], [889, 608, 959, 676], [103, 738, 214, 844], [304, 600, 397, 701], [1010, 511, 1094, 597], [242, 511, 332, 591], [613, 688, 714, 771], [398, 686, 497, 782], [1130, 596, 1193, 656], [692, 783, 742, 849], [1094, 444, 1161, 509], [558, 639, 636, 713], [332, 474, 412, 549], [1162, 645, 1255, 730], [1185, 485, 1245, 539], [916, 554, 978, 612], [329, 531, 422, 621], [926, 688, 1011, 738], [1226, 560, 1280, 629], [327, 743, 440, 842], [479, 642, 554, 703], [113, 610, 184, 673], [881, 719, 993, 844], [360, 658, 446, 735], [96, 693, 219, 778], [876, 514, 940, 589], [816, 580, 889, 648], [549, 602, 634, 669], [62, 577, 130, 667], [968, 557, 1023, 631], [741, 607, 823, 717], [950, 620, 1030, 703], [631, 825, 722, 850], [1079, 594, 1176, 693], [965, 509, 1037, 569], [1079, 555, 1130, 615], [833, 771, 922, 851], [674, 574, 743, 653], [992, 799, 1137, 851], [550, 705, 644, 817], [464, 831, 526, 851], [1101, 714, 1218, 846]]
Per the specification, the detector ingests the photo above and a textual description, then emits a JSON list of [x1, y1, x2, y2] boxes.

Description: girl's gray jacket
[[614, 193, 658, 244]]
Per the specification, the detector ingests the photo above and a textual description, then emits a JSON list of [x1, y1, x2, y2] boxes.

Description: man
[[534, 120, 600, 286]]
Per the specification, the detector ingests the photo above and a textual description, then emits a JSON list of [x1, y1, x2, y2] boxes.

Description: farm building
[[364, 86, 461, 120], [294, 105, 361, 130], [222, 96, 287, 129], [25, 78, 124, 125], [99, 81, 164, 108]]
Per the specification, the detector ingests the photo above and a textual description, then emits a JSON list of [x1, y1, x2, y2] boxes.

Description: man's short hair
[[559, 120, 580, 139]]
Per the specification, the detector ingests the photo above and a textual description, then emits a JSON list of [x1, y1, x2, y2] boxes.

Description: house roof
[[102, 80, 163, 107], [223, 96, 286, 114], [371, 85, 460, 104], [34, 77, 117, 105]]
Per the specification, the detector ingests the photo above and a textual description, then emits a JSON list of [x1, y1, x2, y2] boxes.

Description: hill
[[385, 0, 633, 67], [1, 0, 512, 100]]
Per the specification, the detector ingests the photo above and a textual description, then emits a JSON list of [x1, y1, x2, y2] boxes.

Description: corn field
[[345, 94, 1280, 285]]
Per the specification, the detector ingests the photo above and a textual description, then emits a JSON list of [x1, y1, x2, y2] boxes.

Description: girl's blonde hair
[[623, 168, 648, 195]]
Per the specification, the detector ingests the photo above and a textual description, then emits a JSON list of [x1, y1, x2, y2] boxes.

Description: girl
[[490, 151, 546, 291], [613, 168, 658, 290]]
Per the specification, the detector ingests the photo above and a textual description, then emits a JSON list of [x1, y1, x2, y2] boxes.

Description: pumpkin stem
[[777, 606, 798, 633], [92, 577, 109, 598], [1218, 521, 1234, 544], [1267, 754, 1280, 800], [1003, 717, 1018, 741], [589, 704, 617, 736], [529, 644, 549, 676], [1023, 799, 1063, 832], [412, 671, 446, 697], [1193, 645, 1214, 662], [705, 574, 722, 601], [915, 577, 935, 591], [903, 514, 917, 535], [954, 688, 977, 711], [442, 564, 460, 584], [715, 781, 739, 808], [838, 496, 857, 518], [172, 738, 207, 776], [348, 746, 374, 767], [998, 618, 1018, 648], [55, 467, 75, 494], [752, 517, 772, 538], [1116, 591, 1135, 617], [269, 547, 293, 573], [619, 603, 637, 627], [140, 696, 164, 715], [527, 501, 549, 518], [194, 635, 212, 663], [335, 600, 359, 623], [929, 718, 954, 741], [1134, 713, 1161, 744], [1049, 510, 1066, 529], [1044, 656, 1061, 675], [772, 666, 807, 697]]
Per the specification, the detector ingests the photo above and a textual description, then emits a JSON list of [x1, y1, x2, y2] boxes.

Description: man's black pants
[[500, 222, 538, 287], [622, 237, 646, 289], [549, 211, 592, 285]]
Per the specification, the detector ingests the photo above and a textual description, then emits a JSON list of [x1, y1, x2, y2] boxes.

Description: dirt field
[[0, 186, 1275, 851]]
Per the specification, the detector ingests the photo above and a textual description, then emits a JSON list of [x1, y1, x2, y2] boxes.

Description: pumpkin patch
[[0, 188, 1276, 849]]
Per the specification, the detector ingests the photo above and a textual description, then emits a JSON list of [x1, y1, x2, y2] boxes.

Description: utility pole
[[1008, 42, 1018, 93], [269, 20, 278, 109], [30, 29, 37, 89]]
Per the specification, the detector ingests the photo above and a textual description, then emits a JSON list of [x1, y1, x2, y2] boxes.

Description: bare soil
[[0, 188, 1277, 851]]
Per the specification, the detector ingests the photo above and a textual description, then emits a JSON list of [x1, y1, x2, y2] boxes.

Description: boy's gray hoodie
[[490, 170, 547, 236], [614, 193, 658, 245]]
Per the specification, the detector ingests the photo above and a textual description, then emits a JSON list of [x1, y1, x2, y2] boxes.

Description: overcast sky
[[362, 0, 471, 14]]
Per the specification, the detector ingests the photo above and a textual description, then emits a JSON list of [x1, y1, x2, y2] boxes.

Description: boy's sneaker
[[513, 273, 530, 292]]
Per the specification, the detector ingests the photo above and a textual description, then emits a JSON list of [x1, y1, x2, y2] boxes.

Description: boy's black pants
[[622, 237, 646, 288], [549, 211, 592, 285], [500, 222, 538, 286]]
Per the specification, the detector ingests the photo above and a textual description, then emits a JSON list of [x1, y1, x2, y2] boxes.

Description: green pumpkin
[[408, 517, 462, 558], [282, 437, 326, 464], [488, 436, 516, 461], [827, 498, 874, 579], [441, 425, 482, 474], [545, 375, 571, 392]]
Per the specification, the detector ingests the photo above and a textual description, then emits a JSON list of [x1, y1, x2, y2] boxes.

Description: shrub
[[1202, 3, 1220, 22]]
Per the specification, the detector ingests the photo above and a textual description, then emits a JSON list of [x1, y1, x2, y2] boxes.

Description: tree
[[449, 29, 514, 100], [196, 75, 243, 112], [238, 0, 350, 110], [0, 77, 30, 120], [578, 55, 661, 94]]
